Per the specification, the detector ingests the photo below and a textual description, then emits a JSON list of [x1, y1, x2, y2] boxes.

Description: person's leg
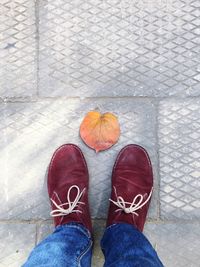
[[101, 223, 163, 267], [102, 144, 164, 267], [22, 144, 93, 267], [23, 223, 92, 267]]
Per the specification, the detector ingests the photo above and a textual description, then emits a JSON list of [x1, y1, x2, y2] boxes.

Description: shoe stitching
[[77, 239, 93, 267], [50, 185, 86, 217], [49, 144, 88, 174], [110, 144, 153, 221], [48, 144, 89, 227], [51, 191, 64, 225], [112, 144, 152, 176]]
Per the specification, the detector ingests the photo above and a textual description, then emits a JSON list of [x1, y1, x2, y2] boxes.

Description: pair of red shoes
[[48, 144, 153, 233]]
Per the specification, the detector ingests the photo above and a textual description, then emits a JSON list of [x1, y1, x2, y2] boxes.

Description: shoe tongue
[[115, 169, 152, 187], [51, 185, 83, 207], [115, 182, 151, 203], [51, 191, 63, 206]]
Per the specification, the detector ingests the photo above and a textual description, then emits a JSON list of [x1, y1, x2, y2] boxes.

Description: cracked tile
[[0, 223, 35, 267]]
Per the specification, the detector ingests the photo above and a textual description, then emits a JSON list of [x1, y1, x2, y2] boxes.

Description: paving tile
[[0, 98, 157, 220], [158, 99, 200, 219], [0, 0, 37, 98], [144, 223, 200, 267], [37, 221, 200, 267], [39, 0, 200, 97], [36, 223, 54, 244], [92, 220, 105, 267], [0, 223, 36, 267]]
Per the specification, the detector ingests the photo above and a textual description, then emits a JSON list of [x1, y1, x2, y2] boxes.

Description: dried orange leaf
[[80, 111, 120, 152]]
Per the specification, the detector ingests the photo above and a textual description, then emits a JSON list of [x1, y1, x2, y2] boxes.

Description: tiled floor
[[0, 0, 200, 266]]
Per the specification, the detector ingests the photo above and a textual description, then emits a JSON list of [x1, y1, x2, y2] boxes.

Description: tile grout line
[[153, 98, 161, 220], [35, 0, 40, 98], [1, 96, 199, 224], [35, 223, 38, 246], [1, 96, 200, 104], [0, 218, 199, 224]]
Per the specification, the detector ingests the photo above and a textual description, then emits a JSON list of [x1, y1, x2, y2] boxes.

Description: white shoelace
[[50, 185, 85, 217], [109, 186, 153, 216]]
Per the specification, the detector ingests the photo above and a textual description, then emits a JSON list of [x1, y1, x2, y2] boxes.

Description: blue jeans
[[22, 223, 164, 267]]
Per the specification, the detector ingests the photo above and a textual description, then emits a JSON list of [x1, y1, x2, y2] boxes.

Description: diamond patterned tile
[[0, 0, 37, 98], [39, 0, 200, 97], [0, 223, 36, 267], [158, 99, 200, 219], [144, 223, 200, 267], [0, 98, 157, 220]]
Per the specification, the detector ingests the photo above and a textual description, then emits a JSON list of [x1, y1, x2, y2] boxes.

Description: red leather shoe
[[106, 144, 153, 232], [48, 144, 92, 232]]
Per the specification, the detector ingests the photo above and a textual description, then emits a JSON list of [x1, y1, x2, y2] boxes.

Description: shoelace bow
[[109, 186, 153, 216], [50, 185, 85, 217]]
